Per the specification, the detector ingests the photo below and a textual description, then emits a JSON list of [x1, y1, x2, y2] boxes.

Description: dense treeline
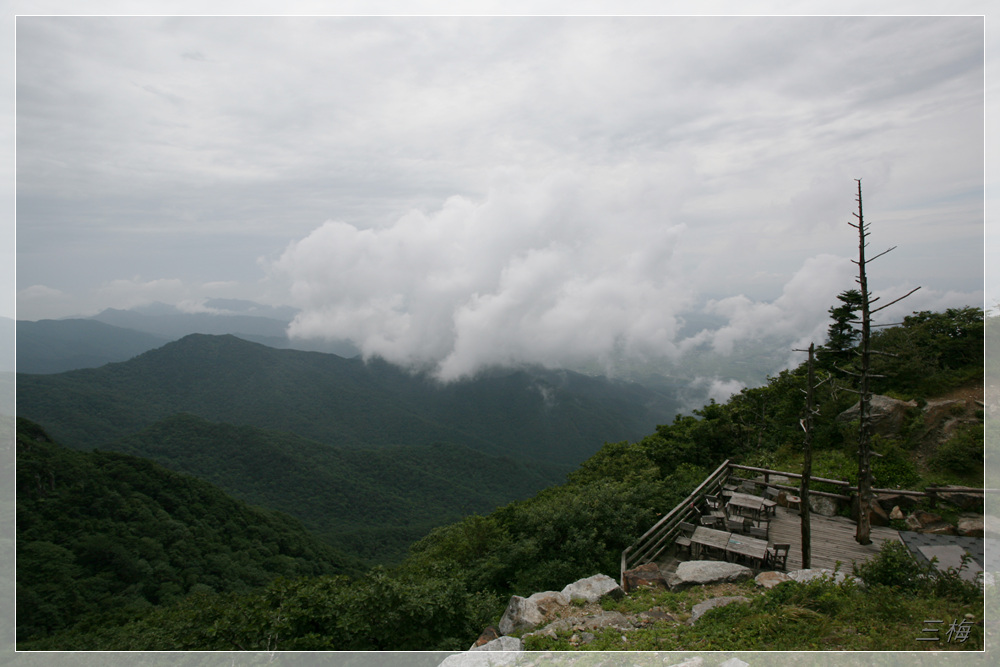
[[17, 306, 986, 650], [16, 333, 678, 466], [15, 419, 365, 646], [110, 413, 565, 563]]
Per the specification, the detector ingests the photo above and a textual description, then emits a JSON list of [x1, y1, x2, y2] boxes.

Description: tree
[[845, 180, 919, 545], [819, 289, 863, 369]]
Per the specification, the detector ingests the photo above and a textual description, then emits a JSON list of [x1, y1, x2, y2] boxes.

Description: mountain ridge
[[16, 332, 683, 467]]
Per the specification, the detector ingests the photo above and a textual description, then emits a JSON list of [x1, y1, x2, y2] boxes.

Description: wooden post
[[801, 343, 815, 568]]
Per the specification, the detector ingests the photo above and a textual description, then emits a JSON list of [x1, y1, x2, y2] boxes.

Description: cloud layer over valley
[[15, 14, 985, 387]]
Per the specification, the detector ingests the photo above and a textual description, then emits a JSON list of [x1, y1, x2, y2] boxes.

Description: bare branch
[[867, 246, 897, 262], [871, 286, 921, 314]]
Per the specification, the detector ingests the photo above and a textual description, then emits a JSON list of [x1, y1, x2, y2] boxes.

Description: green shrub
[[871, 440, 921, 489], [931, 423, 983, 475], [853, 540, 928, 592], [853, 540, 981, 603]]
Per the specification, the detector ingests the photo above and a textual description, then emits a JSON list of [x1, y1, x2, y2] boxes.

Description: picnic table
[[726, 492, 764, 519], [725, 534, 768, 567], [690, 526, 731, 559]]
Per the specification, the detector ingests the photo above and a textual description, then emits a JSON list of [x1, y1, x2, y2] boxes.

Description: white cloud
[[13, 15, 984, 384], [273, 166, 695, 380], [95, 277, 188, 311], [16, 285, 73, 320], [703, 254, 856, 356], [694, 377, 748, 405]]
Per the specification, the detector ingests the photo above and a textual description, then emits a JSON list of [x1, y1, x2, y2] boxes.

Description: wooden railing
[[620, 461, 990, 587], [729, 463, 992, 502], [619, 459, 730, 589]]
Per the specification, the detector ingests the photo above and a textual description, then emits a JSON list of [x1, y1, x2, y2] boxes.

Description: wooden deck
[[767, 505, 901, 572], [662, 505, 901, 573]]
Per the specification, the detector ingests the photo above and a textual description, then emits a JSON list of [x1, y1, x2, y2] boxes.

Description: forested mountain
[[89, 301, 361, 357], [16, 306, 986, 651], [17, 333, 680, 466], [16, 418, 365, 646], [15, 318, 168, 374], [17, 305, 360, 374], [110, 413, 566, 562]]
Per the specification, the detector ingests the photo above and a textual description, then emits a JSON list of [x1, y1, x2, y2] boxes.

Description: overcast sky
[[12, 9, 988, 381]]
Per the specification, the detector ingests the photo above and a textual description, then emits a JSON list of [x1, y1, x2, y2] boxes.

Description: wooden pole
[[801, 343, 815, 568]]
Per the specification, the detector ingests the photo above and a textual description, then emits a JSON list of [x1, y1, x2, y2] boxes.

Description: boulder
[[470, 636, 522, 652], [561, 573, 623, 602], [889, 506, 905, 521], [439, 639, 521, 666], [923, 522, 958, 536], [688, 596, 749, 625], [754, 571, 791, 589], [786, 568, 855, 585], [909, 509, 957, 535], [526, 590, 569, 615], [958, 517, 984, 537], [807, 495, 839, 517], [868, 501, 890, 527], [497, 590, 568, 635], [876, 493, 920, 514], [623, 562, 668, 592], [671, 561, 753, 591], [936, 489, 984, 512], [470, 626, 500, 649], [912, 510, 944, 528], [837, 394, 918, 435]]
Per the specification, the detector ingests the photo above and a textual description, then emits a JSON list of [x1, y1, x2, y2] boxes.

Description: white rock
[[561, 573, 622, 602], [470, 636, 522, 652], [672, 561, 753, 589], [786, 568, 855, 585], [497, 591, 568, 635], [438, 646, 520, 667]]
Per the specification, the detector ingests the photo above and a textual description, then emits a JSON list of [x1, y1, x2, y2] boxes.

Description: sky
[[10, 5, 990, 384]]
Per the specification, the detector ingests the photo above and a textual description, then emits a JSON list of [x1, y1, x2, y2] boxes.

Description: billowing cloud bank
[[271, 167, 949, 383], [273, 168, 702, 380]]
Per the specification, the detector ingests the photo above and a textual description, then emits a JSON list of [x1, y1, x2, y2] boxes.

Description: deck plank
[[765, 506, 900, 572]]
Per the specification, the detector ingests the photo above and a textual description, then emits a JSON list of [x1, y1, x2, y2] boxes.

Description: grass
[[521, 574, 986, 652]]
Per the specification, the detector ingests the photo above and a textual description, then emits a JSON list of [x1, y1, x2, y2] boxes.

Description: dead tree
[[793, 342, 830, 568], [846, 179, 920, 544]]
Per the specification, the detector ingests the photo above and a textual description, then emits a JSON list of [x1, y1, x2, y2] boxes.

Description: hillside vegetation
[[110, 413, 565, 562], [16, 333, 678, 465], [16, 306, 987, 651], [17, 333, 682, 564], [16, 419, 364, 646]]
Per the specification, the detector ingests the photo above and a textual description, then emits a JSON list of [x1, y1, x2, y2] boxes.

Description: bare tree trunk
[[852, 179, 874, 545], [801, 343, 815, 567]]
